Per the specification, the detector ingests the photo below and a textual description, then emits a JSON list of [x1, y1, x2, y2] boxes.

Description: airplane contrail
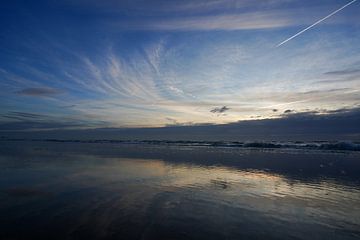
[[277, 0, 358, 47]]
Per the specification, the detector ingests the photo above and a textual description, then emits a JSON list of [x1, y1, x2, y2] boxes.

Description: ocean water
[[0, 141, 360, 240]]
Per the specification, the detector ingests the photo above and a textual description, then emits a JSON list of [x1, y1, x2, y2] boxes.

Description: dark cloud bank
[[15, 87, 63, 97], [1, 108, 360, 141], [0, 111, 101, 131], [210, 106, 230, 114]]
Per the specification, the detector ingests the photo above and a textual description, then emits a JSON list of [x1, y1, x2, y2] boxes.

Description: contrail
[[277, 0, 358, 47]]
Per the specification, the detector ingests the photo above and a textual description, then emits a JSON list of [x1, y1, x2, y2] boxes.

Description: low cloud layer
[[324, 68, 360, 76], [16, 88, 63, 97], [2, 107, 360, 141], [0, 111, 106, 131]]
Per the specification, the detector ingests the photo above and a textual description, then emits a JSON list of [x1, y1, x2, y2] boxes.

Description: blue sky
[[0, 0, 359, 130]]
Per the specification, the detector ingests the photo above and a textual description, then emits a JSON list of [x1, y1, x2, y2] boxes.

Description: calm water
[[0, 141, 360, 240]]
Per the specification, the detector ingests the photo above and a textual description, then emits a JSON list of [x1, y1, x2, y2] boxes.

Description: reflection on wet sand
[[0, 141, 359, 240]]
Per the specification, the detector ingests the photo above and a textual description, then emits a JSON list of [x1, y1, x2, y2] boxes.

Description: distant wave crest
[[2, 138, 360, 152]]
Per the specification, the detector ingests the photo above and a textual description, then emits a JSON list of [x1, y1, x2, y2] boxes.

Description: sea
[[0, 140, 359, 240]]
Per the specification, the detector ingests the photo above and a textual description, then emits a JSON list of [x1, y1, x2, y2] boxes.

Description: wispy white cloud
[[1, 0, 359, 129], [33, 35, 360, 126], [60, 0, 295, 15], [121, 12, 292, 31], [61, 0, 358, 32]]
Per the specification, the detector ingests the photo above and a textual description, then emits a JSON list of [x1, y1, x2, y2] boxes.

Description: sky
[[0, 0, 360, 131]]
